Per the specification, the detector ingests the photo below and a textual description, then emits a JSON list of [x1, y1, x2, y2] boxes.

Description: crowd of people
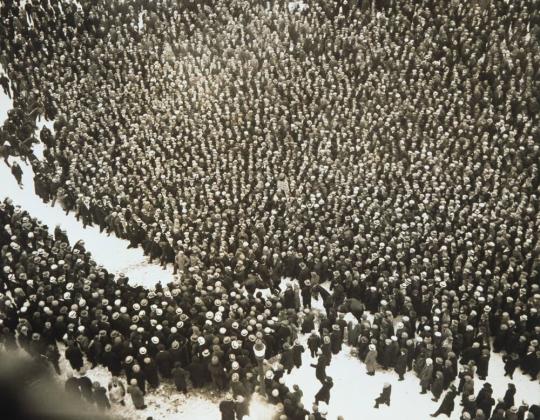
[[1, 0, 539, 419], [2, 198, 538, 419]]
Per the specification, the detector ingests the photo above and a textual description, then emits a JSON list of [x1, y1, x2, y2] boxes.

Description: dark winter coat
[[65, 344, 84, 371], [314, 380, 333, 404], [419, 364, 433, 388], [431, 374, 444, 399], [395, 351, 407, 376], [219, 400, 236, 420], [127, 384, 145, 409], [435, 389, 457, 416], [292, 344, 304, 368]]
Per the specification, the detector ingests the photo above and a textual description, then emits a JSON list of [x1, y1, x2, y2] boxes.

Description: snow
[[1, 63, 174, 288], [284, 336, 540, 420], [0, 36, 538, 420], [55, 341, 277, 420], [0, 155, 175, 288], [278, 280, 540, 420]]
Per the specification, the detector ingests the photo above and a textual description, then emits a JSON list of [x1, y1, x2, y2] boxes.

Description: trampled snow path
[[273, 281, 540, 420], [1, 97, 175, 288], [54, 285, 540, 420], [283, 335, 540, 420], [1, 53, 538, 420], [0, 155, 175, 288]]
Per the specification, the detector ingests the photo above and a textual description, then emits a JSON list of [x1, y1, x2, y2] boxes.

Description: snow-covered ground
[[1, 86, 175, 288], [52, 287, 540, 420], [284, 334, 540, 420], [2, 62, 174, 288], [278, 281, 540, 420], [0, 155, 175, 288], [1, 49, 538, 420]]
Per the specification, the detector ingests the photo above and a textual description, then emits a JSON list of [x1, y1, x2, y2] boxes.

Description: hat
[[139, 347, 147, 355]]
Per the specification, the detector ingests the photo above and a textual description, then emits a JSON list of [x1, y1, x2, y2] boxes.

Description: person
[[0, 141, 10, 166], [431, 385, 458, 418], [395, 348, 407, 381], [314, 377, 333, 405], [0, 0, 538, 413], [127, 379, 146, 410], [503, 384, 516, 410], [219, 393, 236, 420], [282, 343, 295, 374], [463, 395, 477, 418], [365, 344, 377, 376], [235, 395, 249, 420], [374, 383, 391, 409], [65, 341, 84, 373], [45, 344, 61, 375], [64, 372, 81, 400], [108, 377, 126, 406], [477, 349, 490, 380], [78, 371, 94, 404], [432, 371, 444, 402], [476, 383, 495, 419], [93, 381, 111, 411], [292, 340, 305, 369], [311, 355, 328, 384], [420, 358, 434, 394], [171, 362, 189, 394], [503, 353, 520, 379], [10, 161, 22, 186], [307, 331, 321, 358]]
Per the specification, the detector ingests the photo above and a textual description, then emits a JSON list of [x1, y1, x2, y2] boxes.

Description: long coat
[[431, 374, 444, 399], [436, 389, 456, 416], [292, 344, 304, 368], [65, 344, 84, 371], [314, 380, 333, 404], [127, 384, 145, 409], [420, 364, 434, 388], [365, 349, 378, 373], [395, 351, 407, 376]]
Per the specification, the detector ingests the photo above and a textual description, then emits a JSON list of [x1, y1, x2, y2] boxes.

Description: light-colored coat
[[365, 349, 378, 373]]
